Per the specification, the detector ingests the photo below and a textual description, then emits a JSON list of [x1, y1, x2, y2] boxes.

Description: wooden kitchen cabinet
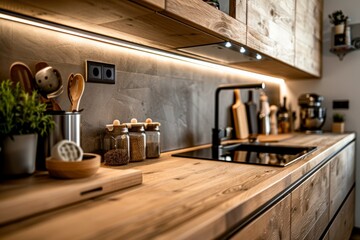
[[247, 0, 296, 65], [291, 163, 329, 240], [329, 141, 355, 219], [231, 195, 291, 240], [327, 189, 355, 240], [164, 0, 246, 45], [295, 0, 323, 77]]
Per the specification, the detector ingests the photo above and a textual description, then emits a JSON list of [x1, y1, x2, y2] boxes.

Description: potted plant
[[332, 113, 345, 133], [0, 80, 54, 178], [329, 10, 348, 34]]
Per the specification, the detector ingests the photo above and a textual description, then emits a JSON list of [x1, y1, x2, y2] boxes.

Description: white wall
[[285, 0, 360, 227]]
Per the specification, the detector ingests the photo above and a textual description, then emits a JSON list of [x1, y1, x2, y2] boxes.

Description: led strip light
[[0, 10, 285, 85]]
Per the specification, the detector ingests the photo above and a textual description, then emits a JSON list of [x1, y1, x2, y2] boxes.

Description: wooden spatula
[[10, 62, 34, 94], [232, 89, 249, 139], [68, 74, 85, 112]]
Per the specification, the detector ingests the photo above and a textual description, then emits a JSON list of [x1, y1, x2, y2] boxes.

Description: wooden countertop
[[0, 133, 355, 239]]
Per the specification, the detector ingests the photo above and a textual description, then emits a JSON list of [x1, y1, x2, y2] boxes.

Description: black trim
[[218, 139, 355, 239]]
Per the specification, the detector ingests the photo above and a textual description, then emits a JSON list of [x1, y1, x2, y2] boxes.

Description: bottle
[[277, 97, 290, 133], [127, 118, 146, 162], [145, 118, 161, 159], [245, 90, 258, 135], [103, 120, 130, 166], [270, 105, 278, 135], [258, 91, 270, 135]]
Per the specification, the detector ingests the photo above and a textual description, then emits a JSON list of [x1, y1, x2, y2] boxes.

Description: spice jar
[[127, 118, 146, 162], [145, 118, 161, 159], [103, 120, 130, 166]]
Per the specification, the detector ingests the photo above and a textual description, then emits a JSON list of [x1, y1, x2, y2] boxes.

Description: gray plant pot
[[0, 133, 38, 178]]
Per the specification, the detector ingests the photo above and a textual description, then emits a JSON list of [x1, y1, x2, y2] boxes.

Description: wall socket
[[86, 60, 115, 84]]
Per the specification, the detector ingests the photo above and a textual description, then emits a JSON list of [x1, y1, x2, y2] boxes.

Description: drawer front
[[231, 195, 291, 240], [329, 142, 355, 219], [328, 188, 355, 240], [291, 163, 329, 240]]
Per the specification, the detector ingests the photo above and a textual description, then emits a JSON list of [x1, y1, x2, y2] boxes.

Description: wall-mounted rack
[[330, 23, 360, 60]]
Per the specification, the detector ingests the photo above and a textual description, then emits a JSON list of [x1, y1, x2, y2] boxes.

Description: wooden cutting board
[[232, 89, 249, 139], [0, 167, 142, 224]]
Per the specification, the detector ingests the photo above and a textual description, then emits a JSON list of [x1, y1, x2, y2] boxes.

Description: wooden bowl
[[46, 153, 100, 179]]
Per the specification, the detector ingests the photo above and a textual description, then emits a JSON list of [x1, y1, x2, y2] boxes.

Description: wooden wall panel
[[291, 163, 329, 240], [247, 0, 295, 65]]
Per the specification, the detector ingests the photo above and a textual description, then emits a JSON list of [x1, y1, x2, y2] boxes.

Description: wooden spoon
[[10, 62, 34, 94], [69, 74, 85, 112]]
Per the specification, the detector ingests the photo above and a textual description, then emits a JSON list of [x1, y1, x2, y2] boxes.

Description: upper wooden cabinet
[[0, 0, 323, 79], [247, 0, 296, 65], [164, 0, 246, 45], [295, 0, 323, 77]]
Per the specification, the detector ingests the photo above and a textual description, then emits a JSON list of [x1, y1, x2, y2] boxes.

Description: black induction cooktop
[[172, 143, 317, 167]]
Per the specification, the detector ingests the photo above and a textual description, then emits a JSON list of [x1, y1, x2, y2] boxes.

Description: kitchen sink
[[172, 143, 317, 167]]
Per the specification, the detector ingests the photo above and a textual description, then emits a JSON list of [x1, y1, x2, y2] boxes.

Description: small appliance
[[298, 93, 326, 133]]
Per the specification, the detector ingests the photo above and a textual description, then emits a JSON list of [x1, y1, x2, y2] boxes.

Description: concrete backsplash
[[0, 20, 280, 153]]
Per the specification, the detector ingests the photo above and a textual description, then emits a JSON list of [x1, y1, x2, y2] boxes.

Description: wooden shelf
[[330, 45, 357, 60]]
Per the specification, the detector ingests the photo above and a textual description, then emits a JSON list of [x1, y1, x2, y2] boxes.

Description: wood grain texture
[[230, 0, 247, 25], [231, 195, 291, 240], [0, 0, 222, 49], [328, 189, 355, 240], [295, 0, 323, 76], [0, 168, 142, 225], [291, 163, 329, 240], [329, 141, 355, 219], [131, 0, 165, 11], [0, 134, 354, 240], [247, 0, 296, 65], [165, 0, 246, 45]]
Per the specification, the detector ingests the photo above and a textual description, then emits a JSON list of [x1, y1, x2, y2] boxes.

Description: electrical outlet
[[86, 61, 115, 84], [102, 63, 115, 84]]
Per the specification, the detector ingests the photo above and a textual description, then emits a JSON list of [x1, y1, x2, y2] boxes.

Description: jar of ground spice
[[104, 120, 130, 166], [145, 118, 161, 158], [127, 118, 146, 162]]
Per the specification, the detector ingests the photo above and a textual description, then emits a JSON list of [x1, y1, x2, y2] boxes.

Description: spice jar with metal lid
[[104, 120, 130, 166], [127, 118, 146, 162], [145, 118, 161, 159]]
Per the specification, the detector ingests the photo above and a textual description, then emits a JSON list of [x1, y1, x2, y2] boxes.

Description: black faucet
[[212, 83, 265, 152]]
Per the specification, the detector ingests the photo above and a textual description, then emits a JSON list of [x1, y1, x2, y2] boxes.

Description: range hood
[[177, 42, 265, 64]]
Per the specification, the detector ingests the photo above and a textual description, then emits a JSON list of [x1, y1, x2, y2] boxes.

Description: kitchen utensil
[[67, 73, 74, 107], [35, 66, 63, 111], [232, 89, 249, 139], [51, 140, 83, 162], [69, 73, 85, 112], [35, 66, 63, 98], [35, 62, 49, 73], [9, 62, 34, 94], [46, 153, 100, 179]]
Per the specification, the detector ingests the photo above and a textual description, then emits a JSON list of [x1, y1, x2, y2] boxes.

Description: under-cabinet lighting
[[240, 47, 246, 53], [0, 10, 284, 85], [256, 53, 262, 60], [225, 41, 232, 48]]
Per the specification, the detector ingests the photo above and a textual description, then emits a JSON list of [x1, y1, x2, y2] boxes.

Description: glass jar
[[145, 122, 161, 158], [128, 123, 146, 162], [104, 124, 130, 166]]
